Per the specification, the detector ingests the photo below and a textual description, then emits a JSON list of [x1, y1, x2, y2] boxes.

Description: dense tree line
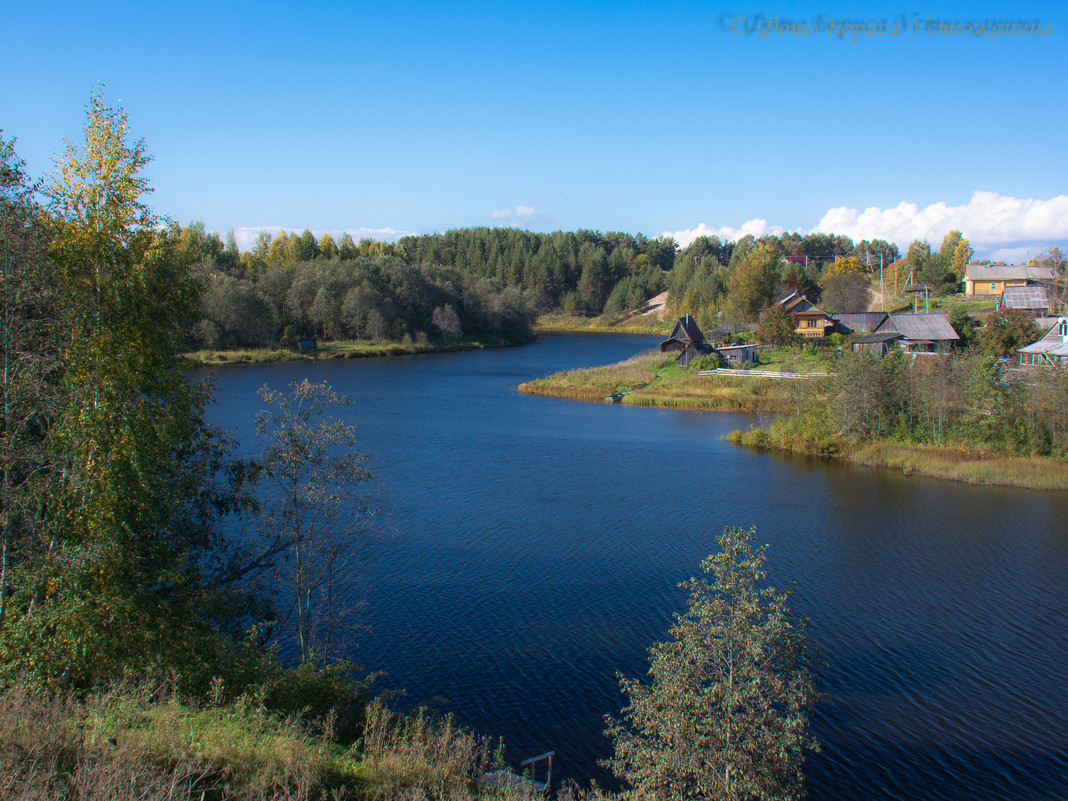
[[191, 254, 537, 350], [177, 213, 1028, 350]]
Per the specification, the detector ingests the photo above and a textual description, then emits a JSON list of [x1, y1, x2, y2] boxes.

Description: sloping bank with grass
[[519, 348, 1068, 490], [726, 349, 1068, 490], [517, 350, 800, 413]]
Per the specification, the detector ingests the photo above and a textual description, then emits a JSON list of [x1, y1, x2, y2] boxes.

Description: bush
[[690, 354, 721, 371]]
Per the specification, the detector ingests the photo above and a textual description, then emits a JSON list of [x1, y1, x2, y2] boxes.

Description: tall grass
[[0, 685, 616, 800]]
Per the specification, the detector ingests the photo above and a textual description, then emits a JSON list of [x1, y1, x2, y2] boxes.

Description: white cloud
[[813, 192, 1068, 248], [667, 219, 782, 248], [488, 205, 550, 228], [669, 192, 1068, 256]]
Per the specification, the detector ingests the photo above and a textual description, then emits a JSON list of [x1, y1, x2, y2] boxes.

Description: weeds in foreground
[[0, 684, 341, 800], [0, 685, 616, 800]]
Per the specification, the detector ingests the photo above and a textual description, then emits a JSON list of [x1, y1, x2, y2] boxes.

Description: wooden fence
[[694, 368, 829, 379]]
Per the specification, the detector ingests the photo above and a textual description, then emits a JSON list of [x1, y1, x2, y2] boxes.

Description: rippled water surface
[[199, 334, 1068, 800]]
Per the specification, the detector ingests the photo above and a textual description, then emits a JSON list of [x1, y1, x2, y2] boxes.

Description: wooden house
[[659, 315, 713, 367], [830, 312, 888, 336], [772, 292, 835, 338], [1017, 317, 1068, 367], [964, 264, 1054, 298], [871, 313, 959, 352]]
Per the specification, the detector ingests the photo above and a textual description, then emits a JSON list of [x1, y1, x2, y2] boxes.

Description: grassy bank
[[182, 336, 522, 368], [518, 350, 796, 413], [0, 685, 591, 801], [727, 427, 1068, 490]]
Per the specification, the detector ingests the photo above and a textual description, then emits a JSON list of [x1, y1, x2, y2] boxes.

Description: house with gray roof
[[830, 312, 888, 336], [1018, 317, 1068, 367], [660, 314, 713, 367], [964, 264, 1054, 298], [872, 313, 959, 352]]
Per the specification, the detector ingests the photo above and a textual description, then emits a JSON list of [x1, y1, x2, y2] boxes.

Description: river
[[197, 333, 1068, 801]]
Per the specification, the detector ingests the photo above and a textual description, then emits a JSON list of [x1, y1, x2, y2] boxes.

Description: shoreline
[[726, 428, 1068, 490], [517, 348, 1068, 491], [181, 336, 530, 368]]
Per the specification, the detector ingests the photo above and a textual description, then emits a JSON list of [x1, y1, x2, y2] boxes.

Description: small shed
[[851, 331, 904, 355], [714, 343, 758, 366], [298, 338, 318, 352]]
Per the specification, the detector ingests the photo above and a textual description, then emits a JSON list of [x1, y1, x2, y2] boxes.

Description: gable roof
[[965, 264, 1055, 283], [1018, 317, 1068, 357], [777, 292, 819, 313], [664, 315, 704, 345], [877, 313, 959, 341]]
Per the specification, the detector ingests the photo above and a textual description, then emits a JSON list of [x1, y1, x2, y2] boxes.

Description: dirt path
[[638, 290, 670, 320]]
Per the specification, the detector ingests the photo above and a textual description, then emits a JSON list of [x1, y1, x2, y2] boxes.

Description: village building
[[851, 313, 960, 354], [660, 315, 758, 367], [659, 314, 713, 367], [770, 292, 835, 339], [1017, 317, 1068, 367], [963, 263, 1054, 298], [850, 331, 906, 355], [829, 312, 888, 336]]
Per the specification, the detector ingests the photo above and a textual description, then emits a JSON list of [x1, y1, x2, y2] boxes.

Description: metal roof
[[1018, 318, 1068, 357], [852, 331, 904, 344], [1002, 284, 1049, 310], [831, 312, 888, 334], [879, 313, 960, 341], [965, 264, 1054, 282]]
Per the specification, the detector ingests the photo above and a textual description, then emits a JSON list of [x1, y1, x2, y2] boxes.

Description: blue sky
[[4, 0, 1066, 259]]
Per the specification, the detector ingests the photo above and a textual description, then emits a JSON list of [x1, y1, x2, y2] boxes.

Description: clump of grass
[[358, 699, 504, 799], [0, 683, 349, 800]]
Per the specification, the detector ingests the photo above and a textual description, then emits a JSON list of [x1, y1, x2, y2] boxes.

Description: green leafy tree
[[757, 303, 799, 346], [0, 135, 58, 628], [978, 308, 1038, 358], [605, 526, 821, 801], [937, 230, 972, 283], [0, 90, 236, 690]]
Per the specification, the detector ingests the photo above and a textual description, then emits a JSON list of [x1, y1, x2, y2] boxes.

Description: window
[[990, 282, 997, 290]]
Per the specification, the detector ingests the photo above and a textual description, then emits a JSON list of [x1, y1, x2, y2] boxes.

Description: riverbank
[[517, 350, 794, 413], [182, 336, 526, 368], [727, 427, 1068, 490], [518, 349, 1068, 490]]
